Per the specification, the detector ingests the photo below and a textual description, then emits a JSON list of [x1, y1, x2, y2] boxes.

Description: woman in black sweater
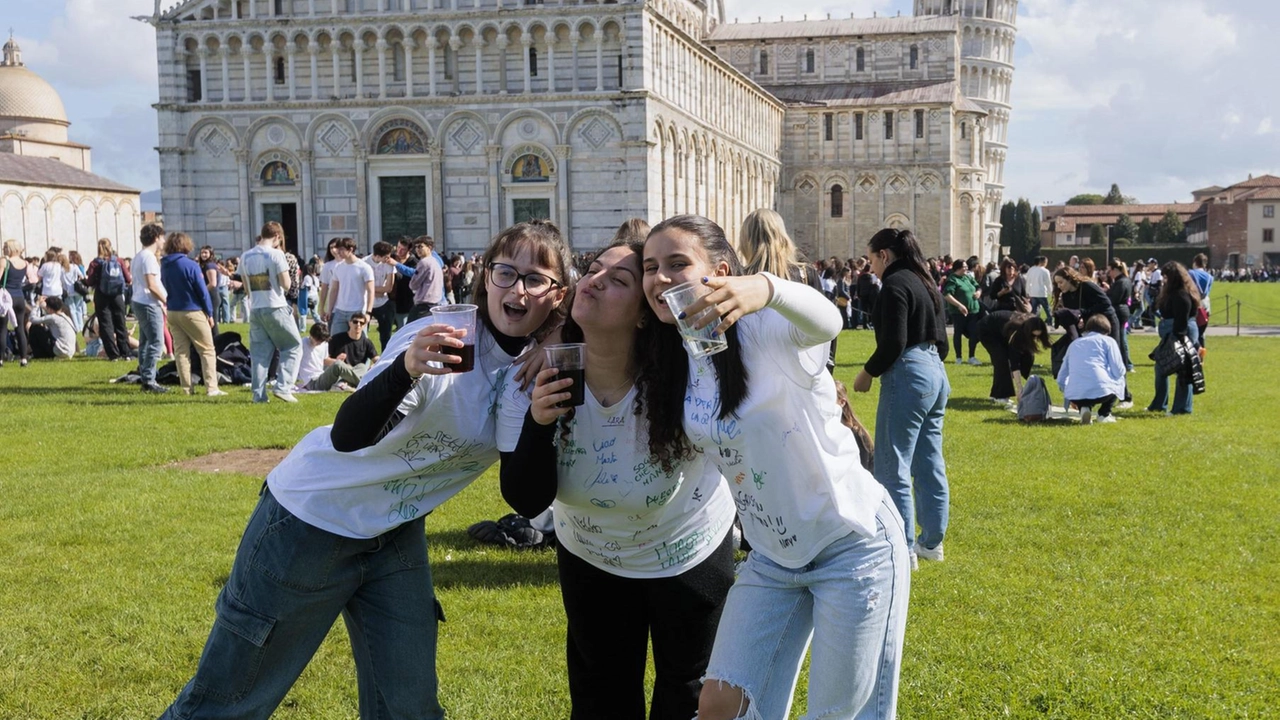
[[1104, 258, 1135, 371], [977, 310, 1051, 402], [1147, 261, 1201, 415], [853, 228, 951, 567], [992, 257, 1029, 312]]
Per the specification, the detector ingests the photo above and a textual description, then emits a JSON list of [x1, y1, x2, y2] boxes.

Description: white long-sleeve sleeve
[[761, 272, 843, 349]]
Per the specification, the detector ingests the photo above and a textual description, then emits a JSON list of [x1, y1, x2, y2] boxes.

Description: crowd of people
[[1, 211, 1230, 719]]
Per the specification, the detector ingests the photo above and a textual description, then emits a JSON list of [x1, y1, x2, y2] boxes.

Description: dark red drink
[[450, 344, 476, 373], [559, 367, 586, 407]]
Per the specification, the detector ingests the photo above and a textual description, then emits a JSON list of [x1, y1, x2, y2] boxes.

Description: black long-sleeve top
[[330, 327, 528, 453], [1058, 281, 1114, 321], [1160, 289, 1194, 337], [498, 411, 559, 518], [865, 260, 949, 377], [1106, 276, 1133, 320], [993, 275, 1028, 312]]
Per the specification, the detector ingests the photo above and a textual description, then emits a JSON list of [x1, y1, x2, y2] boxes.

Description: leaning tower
[[916, 0, 1017, 260]]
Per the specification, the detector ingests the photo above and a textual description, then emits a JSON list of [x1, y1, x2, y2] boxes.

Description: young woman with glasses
[[158, 221, 572, 720]]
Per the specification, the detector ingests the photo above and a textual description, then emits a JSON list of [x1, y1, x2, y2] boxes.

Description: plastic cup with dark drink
[[543, 343, 587, 407], [428, 304, 478, 373]]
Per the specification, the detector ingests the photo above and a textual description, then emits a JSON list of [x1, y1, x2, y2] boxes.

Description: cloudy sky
[[9, 0, 1279, 207]]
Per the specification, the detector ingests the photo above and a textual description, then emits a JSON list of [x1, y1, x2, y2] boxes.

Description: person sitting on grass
[[1056, 314, 1127, 425], [307, 311, 379, 391], [293, 322, 330, 392], [30, 296, 78, 359]]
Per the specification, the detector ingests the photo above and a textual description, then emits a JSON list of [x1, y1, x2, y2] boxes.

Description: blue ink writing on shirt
[[604, 414, 627, 428], [586, 468, 619, 490]]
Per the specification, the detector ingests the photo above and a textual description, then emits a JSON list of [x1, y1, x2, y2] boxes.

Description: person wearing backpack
[[85, 238, 133, 361], [1, 239, 32, 366]]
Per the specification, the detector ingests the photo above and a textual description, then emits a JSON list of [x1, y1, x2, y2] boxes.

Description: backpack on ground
[[1017, 375, 1050, 422], [98, 257, 125, 295]]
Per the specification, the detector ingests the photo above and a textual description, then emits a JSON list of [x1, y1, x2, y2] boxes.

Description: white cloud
[[1258, 117, 1273, 136]]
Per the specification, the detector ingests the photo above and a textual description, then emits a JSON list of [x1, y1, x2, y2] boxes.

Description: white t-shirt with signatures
[[499, 383, 734, 578], [267, 319, 520, 539], [682, 277, 891, 568]]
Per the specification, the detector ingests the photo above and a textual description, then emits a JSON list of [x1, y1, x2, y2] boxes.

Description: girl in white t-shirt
[[498, 228, 736, 719], [158, 221, 572, 720], [642, 215, 909, 720], [37, 249, 64, 304]]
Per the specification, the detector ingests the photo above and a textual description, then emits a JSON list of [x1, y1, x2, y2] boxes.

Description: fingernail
[[677, 312, 687, 320]]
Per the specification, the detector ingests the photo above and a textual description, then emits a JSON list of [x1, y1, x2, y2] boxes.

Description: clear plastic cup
[[661, 282, 729, 359], [543, 343, 587, 407], [428, 304, 478, 372]]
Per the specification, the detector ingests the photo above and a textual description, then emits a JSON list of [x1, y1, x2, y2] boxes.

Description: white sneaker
[[1081, 407, 1093, 425], [955, 357, 964, 365], [916, 543, 944, 562], [206, 389, 228, 397], [1117, 401, 1134, 410], [1098, 415, 1117, 423], [909, 552, 919, 571], [968, 357, 982, 366], [273, 389, 298, 403]]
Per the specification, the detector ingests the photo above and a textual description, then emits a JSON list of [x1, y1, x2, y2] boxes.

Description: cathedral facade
[[150, 0, 1016, 262]]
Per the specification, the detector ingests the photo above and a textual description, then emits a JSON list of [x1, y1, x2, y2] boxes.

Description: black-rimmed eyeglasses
[[487, 262, 561, 297]]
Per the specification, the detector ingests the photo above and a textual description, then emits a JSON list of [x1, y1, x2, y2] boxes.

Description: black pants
[[371, 301, 397, 351], [1073, 394, 1117, 417], [951, 313, 979, 360], [557, 530, 735, 720], [4, 289, 28, 360], [94, 290, 129, 359], [408, 302, 436, 323]]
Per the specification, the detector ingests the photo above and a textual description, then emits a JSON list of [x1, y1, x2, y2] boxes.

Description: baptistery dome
[[0, 34, 70, 143]]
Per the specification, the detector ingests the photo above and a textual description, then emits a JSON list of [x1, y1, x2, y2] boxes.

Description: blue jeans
[[132, 300, 166, 384], [216, 288, 231, 324], [66, 293, 87, 337], [1150, 319, 1199, 414], [249, 306, 302, 401], [330, 309, 355, 337], [874, 343, 950, 553], [1030, 296, 1051, 324], [703, 499, 909, 720], [160, 488, 444, 720], [296, 289, 309, 331]]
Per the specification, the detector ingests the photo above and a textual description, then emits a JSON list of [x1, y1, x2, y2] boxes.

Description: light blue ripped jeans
[[702, 497, 909, 720]]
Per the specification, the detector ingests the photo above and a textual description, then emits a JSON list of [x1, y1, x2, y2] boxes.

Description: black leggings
[[94, 290, 129, 359], [4, 290, 29, 360], [951, 313, 979, 360], [557, 529, 735, 720]]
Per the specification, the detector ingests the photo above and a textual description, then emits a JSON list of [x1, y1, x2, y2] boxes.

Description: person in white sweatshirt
[[1056, 314, 1127, 424]]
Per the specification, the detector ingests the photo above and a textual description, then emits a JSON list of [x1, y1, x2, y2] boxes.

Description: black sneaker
[[141, 382, 170, 394]]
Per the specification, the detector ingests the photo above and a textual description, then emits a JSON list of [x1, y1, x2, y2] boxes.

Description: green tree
[[1137, 218, 1156, 244], [1154, 210, 1186, 244], [1028, 207, 1042, 258], [1103, 184, 1126, 205], [1089, 224, 1106, 246], [1114, 213, 1139, 242], [999, 201, 1016, 256], [1066, 193, 1105, 206], [1014, 198, 1033, 259]]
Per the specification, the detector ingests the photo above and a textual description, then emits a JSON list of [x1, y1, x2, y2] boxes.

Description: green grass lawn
[[0, 330, 1276, 719], [1206, 281, 1280, 326]]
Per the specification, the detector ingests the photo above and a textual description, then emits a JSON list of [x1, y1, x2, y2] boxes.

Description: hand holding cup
[[405, 323, 469, 377]]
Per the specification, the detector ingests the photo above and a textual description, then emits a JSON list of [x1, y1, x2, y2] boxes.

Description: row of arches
[[915, 0, 1017, 26], [652, 117, 780, 240], [0, 190, 141, 258], [961, 24, 1015, 64], [649, 19, 783, 158], [177, 0, 641, 22], [960, 64, 1012, 105], [176, 17, 627, 103]]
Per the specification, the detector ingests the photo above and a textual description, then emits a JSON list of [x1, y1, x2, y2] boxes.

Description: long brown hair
[[1003, 313, 1052, 356], [1156, 261, 1201, 310], [867, 228, 943, 313]]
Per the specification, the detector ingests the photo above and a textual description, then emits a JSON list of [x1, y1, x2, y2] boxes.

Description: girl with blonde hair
[[59, 251, 88, 333], [1, 239, 31, 365]]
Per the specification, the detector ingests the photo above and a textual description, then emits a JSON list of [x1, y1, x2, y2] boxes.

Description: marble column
[[376, 39, 388, 98], [570, 39, 579, 92], [331, 45, 341, 98], [308, 43, 319, 99], [546, 41, 556, 93], [198, 48, 210, 102], [521, 36, 532, 94], [555, 145, 571, 233], [286, 43, 298, 100], [354, 148, 369, 250], [299, 150, 315, 258], [235, 149, 252, 246], [242, 47, 254, 101], [427, 40, 438, 96], [485, 145, 502, 233], [265, 49, 275, 102], [594, 37, 603, 91], [496, 36, 509, 94], [405, 40, 415, 98], [355, 40, 365, 98], [219, 47, 230, 102], [473, 38, 485, 95], [448, 38, 463, 94]]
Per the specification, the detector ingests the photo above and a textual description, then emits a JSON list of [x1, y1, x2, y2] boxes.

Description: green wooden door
[[380, 176, 428, 243], [512, 198, 551, 225]]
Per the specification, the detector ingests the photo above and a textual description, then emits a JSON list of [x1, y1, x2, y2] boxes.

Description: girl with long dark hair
[[1148, 260, 1201, 415], [499, 221, 735, 720], [643, 215, 908, 720], [978, 310, 1052, 402], [1053, 266, 1131, 405], [158, 221, 572, 720], [852, 228, 951, 568]]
